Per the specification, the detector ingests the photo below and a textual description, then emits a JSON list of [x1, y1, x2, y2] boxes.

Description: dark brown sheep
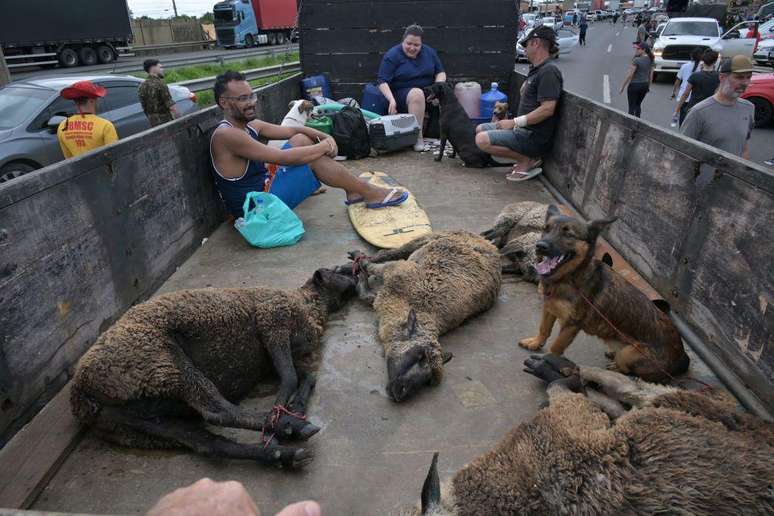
[[480, 201, 547, 283], [404, 357, 774, 515], [348, 231, 502, 402], [70, 268, 356, 469]]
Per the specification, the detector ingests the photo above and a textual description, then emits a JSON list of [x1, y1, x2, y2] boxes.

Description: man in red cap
[[56, 80, 118, 159]]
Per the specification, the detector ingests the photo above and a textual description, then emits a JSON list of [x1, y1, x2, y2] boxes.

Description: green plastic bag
[[234, 192, 304, 248]]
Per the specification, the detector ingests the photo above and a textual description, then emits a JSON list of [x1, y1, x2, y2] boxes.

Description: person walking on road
[[681, 56, 755, 159], [636, 19, 649, 44], [579, 12, 588, 46], [671, 47, 703, 124], [139, 59, 178, 127], [613, 11, 620, 24], [56, 80, 118, 159], [619, 42, 654, 118], [673, 49, 719, 126]]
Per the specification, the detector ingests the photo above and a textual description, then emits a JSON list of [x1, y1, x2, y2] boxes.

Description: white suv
[[653, 17, 759, 79]]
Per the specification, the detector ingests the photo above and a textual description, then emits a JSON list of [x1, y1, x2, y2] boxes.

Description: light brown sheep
[[348, 231, 502, 402], [70, 268, 356, 469], [404, 356, 774, 515], [480, 201, 547, 283]]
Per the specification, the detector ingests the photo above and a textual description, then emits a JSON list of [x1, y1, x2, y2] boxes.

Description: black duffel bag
[[331, 106, 371, 160]]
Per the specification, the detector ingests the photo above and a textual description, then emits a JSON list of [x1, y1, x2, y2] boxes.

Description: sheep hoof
[[518, 336, 545, 351], [288, 448, 314, 469], [298, 422, 320, 440]]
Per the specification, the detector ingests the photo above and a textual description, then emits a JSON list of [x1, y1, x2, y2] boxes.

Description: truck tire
[[245, 34, 255, 47], [269, 32, 277, 45], [79, 46, 98, 66], [96, 45, 115, 64], [277, 32, 286, 45], [749, 97, 773, 127], [0, 162, 38, 184], [59, 48, 80, 67]]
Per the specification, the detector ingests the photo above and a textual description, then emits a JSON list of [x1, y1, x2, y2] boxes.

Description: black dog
[[424, 82, 497, 168]]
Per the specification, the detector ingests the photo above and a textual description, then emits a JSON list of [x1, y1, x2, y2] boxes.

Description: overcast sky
[[128, 0, 216, 18]]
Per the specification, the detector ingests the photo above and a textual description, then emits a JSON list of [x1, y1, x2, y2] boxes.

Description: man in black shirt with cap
[[475, 26, 563, 181]]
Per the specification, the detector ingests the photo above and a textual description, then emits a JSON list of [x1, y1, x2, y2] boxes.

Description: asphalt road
[[9, 44, 298, 81], [517, 21, 774, 166]]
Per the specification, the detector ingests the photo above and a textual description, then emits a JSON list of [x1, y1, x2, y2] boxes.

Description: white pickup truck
[[653, 17, 759, 79]]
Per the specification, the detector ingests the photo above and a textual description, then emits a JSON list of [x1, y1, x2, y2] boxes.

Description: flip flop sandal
[[507, 167, 543, 182], [365, 188, 409, 209]]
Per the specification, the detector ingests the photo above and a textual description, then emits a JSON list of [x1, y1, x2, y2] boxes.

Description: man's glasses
[[222, 93, 258, 102]]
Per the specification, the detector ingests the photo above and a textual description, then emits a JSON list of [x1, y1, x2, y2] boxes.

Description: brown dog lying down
[[518, 205, 689, 382], [404, 355, 773, 516]]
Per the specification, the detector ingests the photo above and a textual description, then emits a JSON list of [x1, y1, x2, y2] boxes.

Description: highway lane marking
[[603, 74, 611, 104], [607, 44, 612, 52]]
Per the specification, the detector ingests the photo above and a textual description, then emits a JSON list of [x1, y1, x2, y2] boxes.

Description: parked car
[[520, 13, 538, 29], [652, 18, 758, 80], [537, 16, 558, 30], [742, 73, 774, 127], [517, 26, 578, 61], [753, 38, 774, 67], [0, 75, 198, 183]]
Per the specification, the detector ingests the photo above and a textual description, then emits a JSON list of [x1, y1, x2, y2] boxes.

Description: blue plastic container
[[301, 75, 332, 101], [480, 82, 508, 122], [360, 82, 389, 116]]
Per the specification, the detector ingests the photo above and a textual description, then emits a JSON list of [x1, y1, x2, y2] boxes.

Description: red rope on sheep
[[258, 405, 308, 448]]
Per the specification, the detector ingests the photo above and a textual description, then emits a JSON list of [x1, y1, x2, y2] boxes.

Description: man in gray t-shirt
[[680, 56, 755, 159]]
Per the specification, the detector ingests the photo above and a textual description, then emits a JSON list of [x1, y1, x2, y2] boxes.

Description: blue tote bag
[[234, 192, 304, 248]]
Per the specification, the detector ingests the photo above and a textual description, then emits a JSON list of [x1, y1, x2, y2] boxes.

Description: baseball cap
[[60, 80, 107, 100], [719, 55, 755, 73], [522, 25, 558, 46]]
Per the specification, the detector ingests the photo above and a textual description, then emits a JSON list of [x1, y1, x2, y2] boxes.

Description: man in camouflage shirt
[[139, 59, 177, 127]]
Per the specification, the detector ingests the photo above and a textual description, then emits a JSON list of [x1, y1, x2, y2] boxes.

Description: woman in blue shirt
[[377, 24, 446, 150]]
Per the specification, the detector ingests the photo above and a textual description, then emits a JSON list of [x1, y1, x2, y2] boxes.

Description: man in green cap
[[680, 55, 755, 159]]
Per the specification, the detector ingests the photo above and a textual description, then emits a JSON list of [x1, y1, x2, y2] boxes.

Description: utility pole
[[0, 46, 11, 87], [171, 0, 178, 17]]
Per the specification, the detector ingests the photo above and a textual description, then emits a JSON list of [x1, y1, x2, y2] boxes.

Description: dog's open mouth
[[535, 253, 573, 276]]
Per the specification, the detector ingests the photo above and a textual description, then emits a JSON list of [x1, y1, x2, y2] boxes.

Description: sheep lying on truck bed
[[70, 268, 356, 469], [480, 201, 547, 283], [405, 355, 774, 515], [347, 231, 501, 402]]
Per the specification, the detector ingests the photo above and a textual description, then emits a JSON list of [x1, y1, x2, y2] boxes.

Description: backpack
[[331, 106, 371, 159]]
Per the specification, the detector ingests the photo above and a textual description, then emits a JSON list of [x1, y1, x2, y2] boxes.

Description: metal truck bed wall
[[0, 75, 300, 445], [0, 0, 132, 47], [298, 0, 518, 99], [508, 71, 773, 413]]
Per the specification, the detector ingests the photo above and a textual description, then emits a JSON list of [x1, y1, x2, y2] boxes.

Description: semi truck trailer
[[0, 0, 132, 69], [213, 0, 297, 48]]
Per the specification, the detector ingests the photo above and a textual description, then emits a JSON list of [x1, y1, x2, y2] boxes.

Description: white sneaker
[[413, 138, 425, 152]]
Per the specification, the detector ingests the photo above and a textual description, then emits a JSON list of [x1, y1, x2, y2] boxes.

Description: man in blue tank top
[[210, 71, 408, 218]]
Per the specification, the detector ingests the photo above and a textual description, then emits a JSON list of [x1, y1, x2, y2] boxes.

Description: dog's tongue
[[536, 256, 560, 276]]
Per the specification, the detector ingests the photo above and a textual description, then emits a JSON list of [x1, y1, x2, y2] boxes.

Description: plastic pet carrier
[[368, 114, 420, 152]]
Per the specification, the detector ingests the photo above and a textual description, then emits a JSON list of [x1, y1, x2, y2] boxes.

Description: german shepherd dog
[[518, 205, 689, 383], [424, 82, 497, 168]]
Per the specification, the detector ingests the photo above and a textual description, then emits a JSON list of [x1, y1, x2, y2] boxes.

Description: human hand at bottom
[[388, 100, 398, 115], [146, 478, 321, 516]]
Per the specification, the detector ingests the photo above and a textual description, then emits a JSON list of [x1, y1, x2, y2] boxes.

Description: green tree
[[201, 12, 214, 23]]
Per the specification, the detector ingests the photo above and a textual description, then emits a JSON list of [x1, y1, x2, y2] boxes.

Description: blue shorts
[[478, 123, 550, 159], [393, 87, 422, 113]]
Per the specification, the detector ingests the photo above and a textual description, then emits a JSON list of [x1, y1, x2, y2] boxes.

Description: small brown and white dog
[[491, 101, 509, 123], [268, 99, 315, 148]]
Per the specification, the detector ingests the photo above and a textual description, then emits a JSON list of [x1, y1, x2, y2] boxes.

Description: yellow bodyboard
[[347, 171, 432, 249]]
